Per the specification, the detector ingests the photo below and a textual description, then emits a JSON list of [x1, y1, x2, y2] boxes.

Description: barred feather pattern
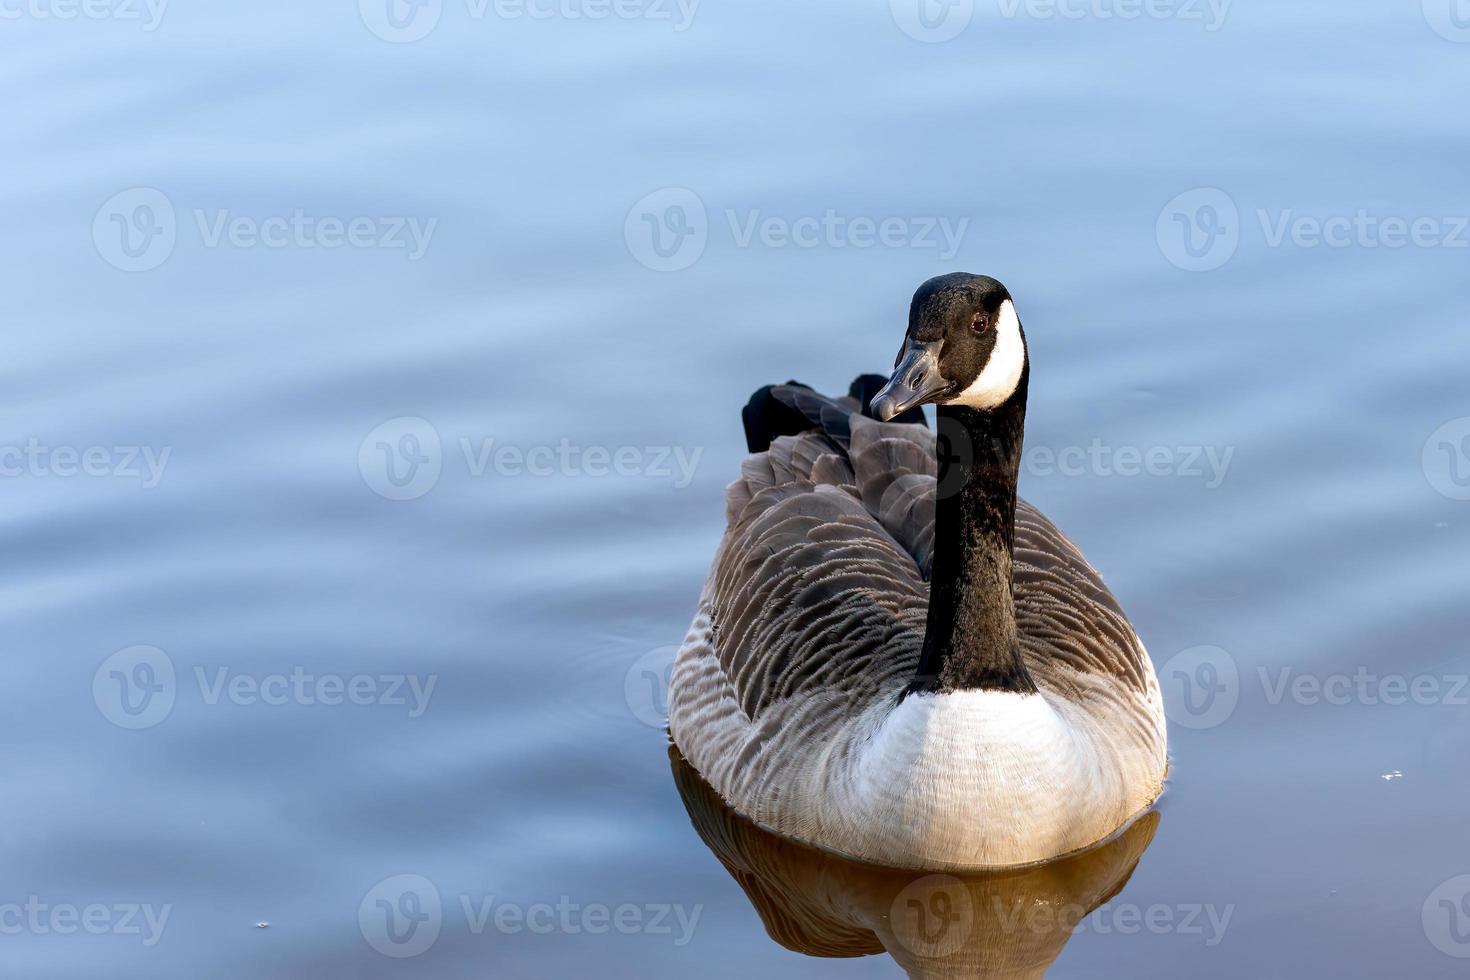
[[670, 404, 1168, 870]]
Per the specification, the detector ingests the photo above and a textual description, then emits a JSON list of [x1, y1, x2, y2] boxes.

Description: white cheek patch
[[950, 299, 1026, 410]]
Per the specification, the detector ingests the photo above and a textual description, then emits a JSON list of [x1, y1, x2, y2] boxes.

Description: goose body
[[669, 275, 1167, 870]]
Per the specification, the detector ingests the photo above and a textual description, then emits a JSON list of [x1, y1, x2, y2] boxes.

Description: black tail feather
[[742, 381, 816, 453], [771, 384, 853, 449], [742, 374, 928, 454]]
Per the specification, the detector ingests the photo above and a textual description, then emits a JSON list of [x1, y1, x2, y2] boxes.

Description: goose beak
[[871, 341, 948, 422]]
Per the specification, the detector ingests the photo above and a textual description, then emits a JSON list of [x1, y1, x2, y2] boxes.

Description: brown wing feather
[[714, 401, 1150, 721], [1014, 501, 1152, 694], [713, 479, 927, 720]]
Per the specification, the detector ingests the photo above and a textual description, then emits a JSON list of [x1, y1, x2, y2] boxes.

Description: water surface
[[3, 1, 1470, 976]]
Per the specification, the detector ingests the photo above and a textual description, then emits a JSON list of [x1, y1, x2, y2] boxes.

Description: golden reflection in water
[[669, 745, 1160, 979]]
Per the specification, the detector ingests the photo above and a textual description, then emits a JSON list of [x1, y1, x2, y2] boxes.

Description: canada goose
[[669, 745, 1159, 979], [668, 273, 1168, 870]]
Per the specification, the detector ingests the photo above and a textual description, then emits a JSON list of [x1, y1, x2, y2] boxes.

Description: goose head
[[871, 273, 1028, 421]]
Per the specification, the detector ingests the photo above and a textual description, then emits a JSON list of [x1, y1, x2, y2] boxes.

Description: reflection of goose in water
[[670, 745, 1160, 980]]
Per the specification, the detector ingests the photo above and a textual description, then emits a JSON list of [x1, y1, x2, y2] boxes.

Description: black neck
[[909, 373, 1036, 695]]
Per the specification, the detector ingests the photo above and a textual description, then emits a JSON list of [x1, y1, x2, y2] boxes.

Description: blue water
[[4, 1, 1470, 976]]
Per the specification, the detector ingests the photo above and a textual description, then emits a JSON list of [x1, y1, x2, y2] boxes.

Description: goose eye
[[971, 313, 991, 333]]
